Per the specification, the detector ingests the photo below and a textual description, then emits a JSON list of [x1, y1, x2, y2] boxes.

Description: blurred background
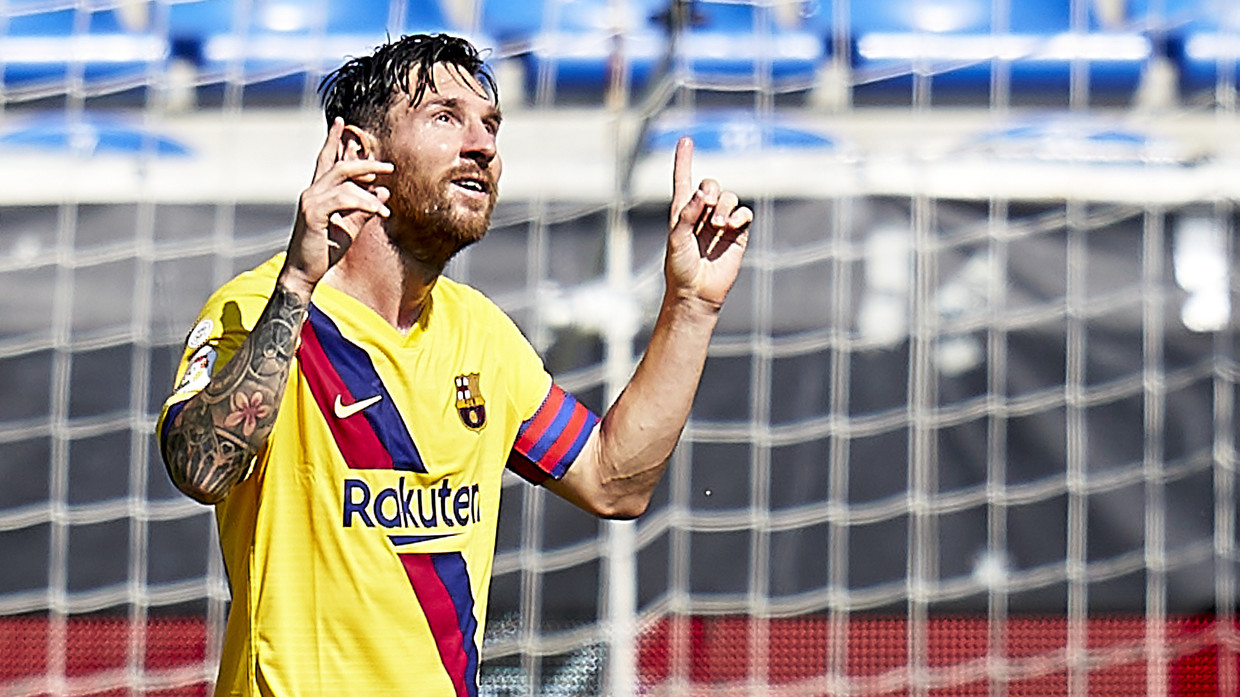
[[2, 0, 1240, 694]]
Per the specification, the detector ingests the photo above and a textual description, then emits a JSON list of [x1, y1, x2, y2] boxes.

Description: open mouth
[[452, 176, 490, 196]]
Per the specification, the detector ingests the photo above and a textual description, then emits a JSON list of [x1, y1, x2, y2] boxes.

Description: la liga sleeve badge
[[454, 373, 487, 430]]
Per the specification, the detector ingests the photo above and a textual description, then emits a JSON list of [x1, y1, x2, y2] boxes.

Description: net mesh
[[1, 0, 1238, 695]]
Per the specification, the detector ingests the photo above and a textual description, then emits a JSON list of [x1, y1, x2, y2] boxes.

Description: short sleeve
[[477, 297, 600, 485], [155, 257, 280, 457]]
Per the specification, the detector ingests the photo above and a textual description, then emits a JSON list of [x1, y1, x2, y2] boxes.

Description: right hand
[[282, 117, 392, 294]]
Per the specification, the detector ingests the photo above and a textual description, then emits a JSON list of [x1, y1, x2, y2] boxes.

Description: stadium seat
[[166, 0, 480, 96], [643, 110, 836, 152], [969, 115, 1185, 164], [801, 0, 1153, 104], [1130, 0, 1240, 96], [479, 0, 824, 104], [479, 0, 664, 101], [0, 1, 169, 98], [0, 113, 193, 157], [669, 1, 824, 90]]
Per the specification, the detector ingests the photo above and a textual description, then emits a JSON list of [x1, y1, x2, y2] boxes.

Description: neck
[[392, 251, 441, 331], [322, 222, 443, 333]]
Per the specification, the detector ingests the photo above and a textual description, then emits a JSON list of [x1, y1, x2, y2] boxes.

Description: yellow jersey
[[157, 254, 598, 697]]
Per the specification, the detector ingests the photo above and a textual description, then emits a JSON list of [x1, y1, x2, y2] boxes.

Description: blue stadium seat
[[671, 1, 824, 89], [0, 1, 169, 96], [0, 113, 193, 157], [167, 0, 478, 94], [643, 111, 836, 153], [480, 0, 824, 103], [969, 115, 1183, 165], [477, 0, 544, 43], [802, 0, 1153, 103], [1129, 0, 1240, 95], [479, 0, 664, 100]]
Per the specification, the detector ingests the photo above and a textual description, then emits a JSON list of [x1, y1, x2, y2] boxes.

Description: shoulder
[[433, 276, 496, 308], [432, 277, 541, 363], [214, 253, 283, 298], [433, 279, 551, 414], [432, 277, 517, 331], [200, 254, 284, 323]]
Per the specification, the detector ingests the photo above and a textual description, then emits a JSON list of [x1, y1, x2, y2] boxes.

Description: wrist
[[661, 289, 723, 325], [277, 264, 318, 303]]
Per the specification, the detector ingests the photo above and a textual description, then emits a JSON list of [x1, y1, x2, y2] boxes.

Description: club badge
[[454, 373, 486, 430]]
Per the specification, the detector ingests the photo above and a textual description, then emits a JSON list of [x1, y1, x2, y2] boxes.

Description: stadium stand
[[0, 1, 168, 100], [800, 0, 1154, 105], [165, 0, 481, 101], [479, 0, 665, 102], [479, 0, 823, 104], [642, 110, 836, 152], [0, 112, 192, 157], [1139, 0, 1240, 97], [663, 0, 824, 90]]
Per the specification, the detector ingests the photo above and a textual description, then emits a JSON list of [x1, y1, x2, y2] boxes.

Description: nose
[[463, 118, 497, 167]]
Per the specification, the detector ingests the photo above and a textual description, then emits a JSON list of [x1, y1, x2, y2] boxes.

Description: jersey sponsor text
[[343, 477, 481, 529]]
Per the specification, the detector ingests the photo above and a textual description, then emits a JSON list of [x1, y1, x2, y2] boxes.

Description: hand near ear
[[283, 117, 393, 293]]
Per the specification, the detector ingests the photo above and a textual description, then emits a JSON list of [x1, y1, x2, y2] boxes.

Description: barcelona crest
[[454, 373, 487, 430]]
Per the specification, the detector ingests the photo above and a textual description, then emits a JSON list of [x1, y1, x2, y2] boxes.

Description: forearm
[[571, 293, 721, 517], [161, 272, 312, 504]]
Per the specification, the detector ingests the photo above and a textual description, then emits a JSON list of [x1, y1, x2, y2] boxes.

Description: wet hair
[[318, 33, 497, 133]]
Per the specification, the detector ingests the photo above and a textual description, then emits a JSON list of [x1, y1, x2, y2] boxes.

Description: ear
[[340, 124, 377, 161]]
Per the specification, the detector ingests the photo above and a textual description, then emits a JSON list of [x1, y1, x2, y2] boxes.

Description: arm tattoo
[[162, 284, 309, 504]]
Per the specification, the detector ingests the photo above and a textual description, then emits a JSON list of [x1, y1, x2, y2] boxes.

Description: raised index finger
[[670, 136, 694, 226], [313, 117, 346, 183]]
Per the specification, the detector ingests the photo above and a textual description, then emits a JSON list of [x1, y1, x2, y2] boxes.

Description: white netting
[[2, 1, 1239, 695]]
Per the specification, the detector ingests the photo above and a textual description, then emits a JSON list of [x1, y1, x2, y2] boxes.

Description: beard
[[384, 156, 499, 272]]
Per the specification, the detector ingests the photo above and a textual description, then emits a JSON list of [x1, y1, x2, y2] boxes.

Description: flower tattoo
[[224, 391, 272, 437]]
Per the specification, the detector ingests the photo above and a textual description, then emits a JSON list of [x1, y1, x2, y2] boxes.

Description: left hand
[[665, 137, 753, 308]]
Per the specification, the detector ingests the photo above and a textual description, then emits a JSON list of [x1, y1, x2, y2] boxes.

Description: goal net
[[2, 0, 1238, 695]]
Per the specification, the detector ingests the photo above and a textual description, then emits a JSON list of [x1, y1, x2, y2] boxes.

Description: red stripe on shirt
[[398, 554, 472, 697], [298, 321, 393, 469]]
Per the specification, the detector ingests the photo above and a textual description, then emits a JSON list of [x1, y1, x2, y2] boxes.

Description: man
[[157, 33, 751, 697]]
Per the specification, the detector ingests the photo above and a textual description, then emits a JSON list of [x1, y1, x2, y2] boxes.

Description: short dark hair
[[318, 33, 497, 132]]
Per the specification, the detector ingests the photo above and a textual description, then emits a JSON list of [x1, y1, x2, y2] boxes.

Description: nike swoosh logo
[[333, 393, 382, 419]]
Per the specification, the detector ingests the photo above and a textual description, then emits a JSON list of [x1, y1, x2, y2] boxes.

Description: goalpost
[[2, 0, 1239, 695]]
